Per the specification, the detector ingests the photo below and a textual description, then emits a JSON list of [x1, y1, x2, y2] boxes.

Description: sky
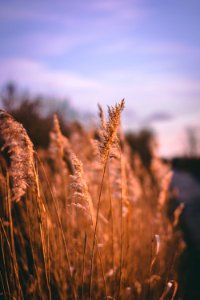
[[0, 0, 200, 157]]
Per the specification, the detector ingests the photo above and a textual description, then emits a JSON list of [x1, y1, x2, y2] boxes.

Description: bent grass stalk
[[6, 174, 24, 299], [0, 231, 11, 299], [33, 159, 52, 300], [36, 154, 77, 300], [0, 270, 8, 300], [25, 201, 43, 299], [108, 162, 114, 272], [81, 233, 87, 300], [0, 218, 23, 299], [89, 155, 109, 300]]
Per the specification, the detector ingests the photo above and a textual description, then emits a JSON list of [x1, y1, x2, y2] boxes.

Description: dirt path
[[171, 171, 200, 299]]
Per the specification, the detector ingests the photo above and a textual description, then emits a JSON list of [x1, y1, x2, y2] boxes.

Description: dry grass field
[[0, 101, 185, 299]]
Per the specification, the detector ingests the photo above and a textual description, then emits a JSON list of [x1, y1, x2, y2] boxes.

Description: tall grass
[[0, 102, 185, 299]]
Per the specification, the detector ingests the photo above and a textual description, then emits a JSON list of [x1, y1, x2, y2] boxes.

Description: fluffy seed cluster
[[49, 115, 95, 229], [98, 104, 106, 130], [99, 99, 125, 164], [0, 110, 35, 202], [49, 115, 65, 162], [49, 115, 76, 175], [70, 152, 95, 229]]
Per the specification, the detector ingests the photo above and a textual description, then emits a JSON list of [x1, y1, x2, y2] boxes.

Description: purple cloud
[[143, 112, 173, 124]]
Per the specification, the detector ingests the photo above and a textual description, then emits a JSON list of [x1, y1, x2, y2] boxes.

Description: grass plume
[[0, 110, 35, 202]]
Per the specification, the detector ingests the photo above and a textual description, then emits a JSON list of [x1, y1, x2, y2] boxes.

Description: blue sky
[[0, 0, 200, 156]]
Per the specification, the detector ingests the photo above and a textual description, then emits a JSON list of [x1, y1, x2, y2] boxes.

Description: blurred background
[[0, 0, 200, 158]]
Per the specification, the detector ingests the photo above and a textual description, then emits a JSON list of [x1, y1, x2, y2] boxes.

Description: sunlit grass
[[0, 102, 185, 299]]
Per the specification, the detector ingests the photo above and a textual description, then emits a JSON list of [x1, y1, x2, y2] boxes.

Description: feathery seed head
[[99, 99, 125, 164], [0, 110, 35, 202], [49, 114, 65, 160], [49, 114, 74, 174], [98, 103, 106, 130], [69, 152, 95, 229]]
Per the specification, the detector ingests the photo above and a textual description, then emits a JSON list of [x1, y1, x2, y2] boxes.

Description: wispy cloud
[[143, 112, 173, 124], [96, 38, 200, 58], [101, 69, 200, 96], [0, 58, 101, 95], [0, 0, 145, 27], [0, 8, 57, 23], [89, 0, 148, 20], [7, 33, 96, 57]]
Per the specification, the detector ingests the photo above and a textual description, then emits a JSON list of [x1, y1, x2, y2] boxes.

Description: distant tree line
[[0, 83, 75, 148]]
